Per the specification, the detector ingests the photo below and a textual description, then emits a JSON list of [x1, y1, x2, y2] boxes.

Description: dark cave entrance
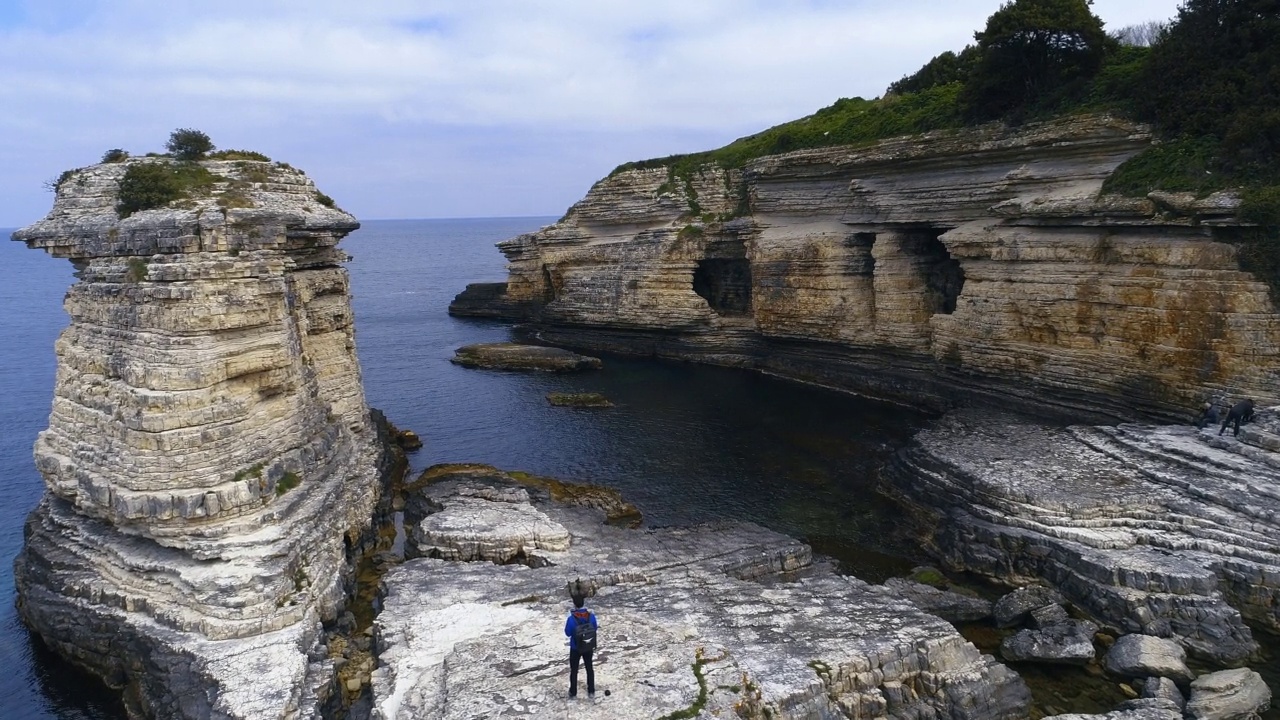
[[693, 258, 752, 316], [914, 230, 964, 315]]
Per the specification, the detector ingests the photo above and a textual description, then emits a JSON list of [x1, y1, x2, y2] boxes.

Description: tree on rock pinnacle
[[166, 128, 215, 161]]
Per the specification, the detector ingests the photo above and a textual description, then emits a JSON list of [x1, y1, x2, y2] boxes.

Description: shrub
[[208, 149, 271, 161], [125, 257, 149, 282], [116, 163, 182, 217], [101, 148, 129, 163], [166, 128, 215, 161], [887, 47, 977, 95], [1101, 137, 1225, 197], [276, 471, 302, 496], [314, 191, 336, 208]]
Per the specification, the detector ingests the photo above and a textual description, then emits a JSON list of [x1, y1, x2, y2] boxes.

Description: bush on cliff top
[[166, 128, 215, 161], [116, 161, 219, 218], [614, 0, 1275, 215]]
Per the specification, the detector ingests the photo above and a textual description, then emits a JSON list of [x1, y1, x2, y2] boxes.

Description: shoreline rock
[[547, 391, 613, 408], [373, 466, 1033, 719]]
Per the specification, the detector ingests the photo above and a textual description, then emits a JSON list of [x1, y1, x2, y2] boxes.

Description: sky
[[0, 0, 1184, 227]]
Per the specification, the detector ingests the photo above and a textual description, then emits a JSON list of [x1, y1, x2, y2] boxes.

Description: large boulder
[[1000, 619, 1098, 665], [993, 585, 1067, 628], [1044, 698, 1184, 719], [1185, 668, 1271, 720], [1104, 635, 1193, 683]]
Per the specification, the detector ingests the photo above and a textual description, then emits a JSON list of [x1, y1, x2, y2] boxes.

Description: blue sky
[[0, 0, 1183, 227]]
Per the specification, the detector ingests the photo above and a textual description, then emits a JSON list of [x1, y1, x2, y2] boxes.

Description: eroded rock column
[[12, 157, 388, 719]]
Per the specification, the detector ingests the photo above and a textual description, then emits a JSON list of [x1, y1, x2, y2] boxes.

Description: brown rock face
[[12, 158, 389, 719], [455, 115, 1276, 421]]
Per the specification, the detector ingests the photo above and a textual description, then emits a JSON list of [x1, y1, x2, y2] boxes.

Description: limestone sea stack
[[451, 114, 1278, 422], [12, 156, 391, 718]]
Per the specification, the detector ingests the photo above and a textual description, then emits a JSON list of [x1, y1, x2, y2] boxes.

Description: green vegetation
[[960, 0, 1114, 122], [276, 471, 302, 496], [116, 161, 220, 218], [656, 651, 715, 720], [166, 128, 215, 161], [124, 257, 148, 283], [314, 191, 336, 208], [232, 463, 266, 483], [208, 149, 271, 161], [101, 148, 129, 163]]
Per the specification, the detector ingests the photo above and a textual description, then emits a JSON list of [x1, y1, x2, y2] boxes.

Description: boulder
[[1141, 677, 1185, 709], [1000, 619, 1098, 665], [546, 392, 613, 408], [1104, 634, 1193, 683], [1043, 698, 1184, 719], [1185, 668, 1271, 720], [994, 585, 1067, 628]]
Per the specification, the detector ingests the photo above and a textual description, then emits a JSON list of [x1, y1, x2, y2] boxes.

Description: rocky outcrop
[[1185, 668, 1271, 720], [374, 465, 1033, 719], [883, 407, 1280, 667], [11, 157, 389, 718], [451, 342, 603, 372], [453, 114, 1279, 422]]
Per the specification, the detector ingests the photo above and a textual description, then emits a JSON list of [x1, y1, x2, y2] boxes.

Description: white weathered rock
[[1104, 634, 1193, 683], [1185, 668, 1271, 720], [12, 156, 389, 718], [882, 577, 993, 623], [374, 470, 1032, 720], [1000, 619, 1098, 665], [1045, 697, 1185, 719], [453, 114, 1278, 421], [884, 410, 1280, 666], [1141, 677, 1185, 708], [994, 585, 1068, 628]]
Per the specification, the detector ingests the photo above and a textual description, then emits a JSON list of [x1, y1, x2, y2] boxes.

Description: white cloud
[[0, 0, 1185, 225]]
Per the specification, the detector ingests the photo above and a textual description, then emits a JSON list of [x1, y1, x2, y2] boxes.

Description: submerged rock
[[547, 391, 613, 407], [374, 471, 1033, 719], [882, 577, 993, 623], [451, 342, 603, 372], [1044, 697, 1184, 719]]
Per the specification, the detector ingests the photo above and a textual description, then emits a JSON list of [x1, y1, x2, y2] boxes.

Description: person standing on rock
[[1219, 398, 1255, 436], [565, 594, 598, 698]]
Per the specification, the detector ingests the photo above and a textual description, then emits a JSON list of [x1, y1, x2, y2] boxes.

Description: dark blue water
[[0, 218, 927, 718]]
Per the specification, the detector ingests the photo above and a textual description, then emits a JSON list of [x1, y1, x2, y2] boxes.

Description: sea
[[0, 217, 931, 718]]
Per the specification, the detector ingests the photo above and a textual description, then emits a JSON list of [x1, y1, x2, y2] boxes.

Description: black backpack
[[572, 609, 597, 653]]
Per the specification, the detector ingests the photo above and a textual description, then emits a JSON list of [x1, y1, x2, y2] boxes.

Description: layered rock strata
[[453, 114, 1279, 422], [374, 466, 1032, 719], [883, 407, 1280, 669], [12, 157, 389, 718]]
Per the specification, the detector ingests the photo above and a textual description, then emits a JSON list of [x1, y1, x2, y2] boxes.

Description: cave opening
[[915, 231, 964, 315], [693, 258, 752, 316]]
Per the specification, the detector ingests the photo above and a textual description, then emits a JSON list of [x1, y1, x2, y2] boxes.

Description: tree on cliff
[[1137, 0, 1280, 180], [166, 128, 215, 161], [961, 0, 1113, 121]]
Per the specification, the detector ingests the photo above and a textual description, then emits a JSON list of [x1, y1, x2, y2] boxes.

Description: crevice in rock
[[912, 229, 964, 316]]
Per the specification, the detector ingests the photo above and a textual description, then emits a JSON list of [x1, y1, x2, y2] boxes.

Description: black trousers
[[569, 647, 594, 695]]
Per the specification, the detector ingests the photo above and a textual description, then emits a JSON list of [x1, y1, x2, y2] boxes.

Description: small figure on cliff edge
[[1219, 398, 1255, 437], [1195, 400, 1221, 429], [565, 588, 598, 699]]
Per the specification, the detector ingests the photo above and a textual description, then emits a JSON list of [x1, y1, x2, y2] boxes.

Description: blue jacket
[[564, 608, 597, 652]]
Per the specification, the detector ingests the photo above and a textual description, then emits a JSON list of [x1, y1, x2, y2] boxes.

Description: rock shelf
[[884, 408, 1280, 667], [373, 465, 1032, 719]]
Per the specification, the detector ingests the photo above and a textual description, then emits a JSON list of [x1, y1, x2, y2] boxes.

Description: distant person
[[564, 594, 598, 698], [1195, 400, 1221, 429], [1220, 398, 1256, 436]]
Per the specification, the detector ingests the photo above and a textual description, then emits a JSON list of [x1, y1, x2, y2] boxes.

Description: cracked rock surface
[[373, 466, 1032, 719]]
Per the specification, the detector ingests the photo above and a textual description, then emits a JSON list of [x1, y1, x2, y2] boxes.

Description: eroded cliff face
[[457, 115, 1278, 421], [12, 158, 388, 719]]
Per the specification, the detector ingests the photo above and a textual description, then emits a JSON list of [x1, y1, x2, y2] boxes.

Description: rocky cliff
[[452, 114, 1278, 422], [12, 158, 390, 719]]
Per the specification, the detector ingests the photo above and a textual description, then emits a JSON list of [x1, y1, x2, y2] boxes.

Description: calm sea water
[[0, 218, 928, 718]]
